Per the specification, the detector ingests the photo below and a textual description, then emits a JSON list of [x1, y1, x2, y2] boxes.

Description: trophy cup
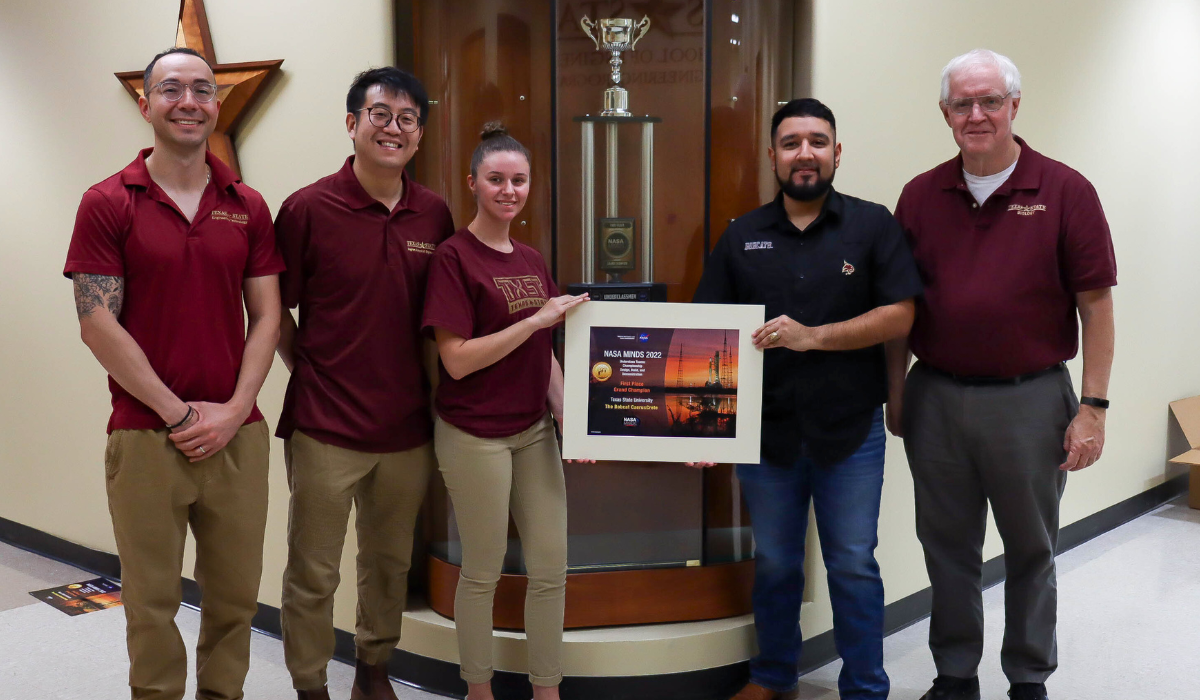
[[580, 15, 651, 117], [570, 16, 666, 302]]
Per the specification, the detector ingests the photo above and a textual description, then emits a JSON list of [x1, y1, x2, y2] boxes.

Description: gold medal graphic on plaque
[[591, 362, 614, 382]]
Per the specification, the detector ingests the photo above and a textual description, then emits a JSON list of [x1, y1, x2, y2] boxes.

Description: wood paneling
[[429, 555, 754, 630], [411, 2, 553, 257]]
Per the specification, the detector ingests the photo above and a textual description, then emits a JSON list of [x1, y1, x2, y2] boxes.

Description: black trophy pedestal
[[567, 282, 667, 302]]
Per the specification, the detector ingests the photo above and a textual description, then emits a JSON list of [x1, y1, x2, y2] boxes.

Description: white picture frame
[[561, 301, 765, 463]]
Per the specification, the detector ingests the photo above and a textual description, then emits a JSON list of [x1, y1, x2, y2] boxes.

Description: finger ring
[[767, 331, 780, 343], [198, 446, 206, 455]]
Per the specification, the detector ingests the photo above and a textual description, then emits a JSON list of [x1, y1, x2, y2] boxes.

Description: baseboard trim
[[800, 472, 1189, 672], [0, 473, 1186, 699]]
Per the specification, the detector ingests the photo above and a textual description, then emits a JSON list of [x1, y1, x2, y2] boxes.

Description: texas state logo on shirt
[[211, 209, 249, 224], [493, 275, 548, 314], [1008, 204, 1048, 216]]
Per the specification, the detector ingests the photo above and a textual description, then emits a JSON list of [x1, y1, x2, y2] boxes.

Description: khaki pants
[[435, 414, 567, 687], [105, 421, 270, 700], [279, 430, 434, 690]]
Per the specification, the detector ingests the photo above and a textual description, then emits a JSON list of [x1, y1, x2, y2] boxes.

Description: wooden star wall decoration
[[114, 0, 283, 178]]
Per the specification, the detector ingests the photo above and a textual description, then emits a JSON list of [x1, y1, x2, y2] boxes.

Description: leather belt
[[921, 361, 1065, 386]]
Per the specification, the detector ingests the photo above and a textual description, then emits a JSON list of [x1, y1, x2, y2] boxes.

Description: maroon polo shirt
[[421, 229, 559, 439], [63, 148, 285, 433], [275, 158, 455, 452], [894, 137, 1117, 377]]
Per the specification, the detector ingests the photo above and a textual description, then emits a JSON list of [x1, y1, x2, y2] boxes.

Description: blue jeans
[[737, 409, 888, 698]]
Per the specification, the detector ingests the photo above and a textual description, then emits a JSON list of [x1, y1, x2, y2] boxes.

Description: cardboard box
[[1167, 396, 1200, 509]]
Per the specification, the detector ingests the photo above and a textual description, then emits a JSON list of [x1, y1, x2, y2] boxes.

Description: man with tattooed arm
[[63, 47, 284, 700]]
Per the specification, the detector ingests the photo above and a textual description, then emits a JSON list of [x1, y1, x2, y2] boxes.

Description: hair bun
[[480, 121, 509, 141]]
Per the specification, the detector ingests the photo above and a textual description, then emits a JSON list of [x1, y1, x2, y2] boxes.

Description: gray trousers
[[902, 361, 1077, 684]]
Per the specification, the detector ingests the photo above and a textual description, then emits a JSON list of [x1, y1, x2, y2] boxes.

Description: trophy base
[[601, 87, 631, 117], [568, 282, 667, 303]]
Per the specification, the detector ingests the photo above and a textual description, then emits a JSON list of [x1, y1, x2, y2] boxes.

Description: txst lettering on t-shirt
[[422, 229, 559, 439], [494, 275, 549, 313]]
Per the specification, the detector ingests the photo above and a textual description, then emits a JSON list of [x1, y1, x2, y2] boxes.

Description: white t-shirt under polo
[[963, 158, 1018, 205]]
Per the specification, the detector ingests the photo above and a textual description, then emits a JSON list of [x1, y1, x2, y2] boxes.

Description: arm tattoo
[[73, 273, 125, 319]]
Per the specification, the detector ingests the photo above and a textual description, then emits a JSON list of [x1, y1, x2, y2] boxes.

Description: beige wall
[[0, 0, 392, 633], [0, 0, 1195, 659], [797, 0, 1200, 635]]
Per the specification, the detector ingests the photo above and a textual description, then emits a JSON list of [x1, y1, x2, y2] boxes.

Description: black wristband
[[1080, 396, 1109, 409], [166, 406, 194, 430]]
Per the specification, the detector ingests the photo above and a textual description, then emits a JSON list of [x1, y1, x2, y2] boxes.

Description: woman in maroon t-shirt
[[421, 123, 587, 700]]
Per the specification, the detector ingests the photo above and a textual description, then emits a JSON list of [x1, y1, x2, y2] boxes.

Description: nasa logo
[[638, 333, 650, 343], [623, 416, 640, 427]]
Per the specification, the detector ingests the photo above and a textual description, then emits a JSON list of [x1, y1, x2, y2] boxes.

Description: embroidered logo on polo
[[1008, 204, 1048, 216], [210, 210, 249, 224], [745, 241, 774, 250], [493, 275, 549, 314], [406, 240, 436, 254], [842, 260, 856, 276]]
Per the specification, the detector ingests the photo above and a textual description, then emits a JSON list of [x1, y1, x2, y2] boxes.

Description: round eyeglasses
[[358, 107, 421, 133], [149, 80, 218, 103], [946, 93, 1011, 116]]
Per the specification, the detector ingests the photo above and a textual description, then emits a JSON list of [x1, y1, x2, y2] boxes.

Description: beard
[[777, 165, 835, 202]]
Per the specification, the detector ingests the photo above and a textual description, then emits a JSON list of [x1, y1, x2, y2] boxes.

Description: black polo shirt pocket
[[733, 241, 790, 315], [825, 230, 873, 319]]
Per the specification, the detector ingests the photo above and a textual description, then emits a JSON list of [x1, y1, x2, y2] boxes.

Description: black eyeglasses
[[149, 80, 218, 103], [357, 107, 421, 133]]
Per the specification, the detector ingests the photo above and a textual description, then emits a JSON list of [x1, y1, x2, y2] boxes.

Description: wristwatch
[[1080, 396, 1109, 409]]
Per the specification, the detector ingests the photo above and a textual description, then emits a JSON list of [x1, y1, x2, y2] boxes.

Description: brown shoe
[[296, 688, 331, 700], [350, 657, 398, 700], [729, 682, 799, 700]]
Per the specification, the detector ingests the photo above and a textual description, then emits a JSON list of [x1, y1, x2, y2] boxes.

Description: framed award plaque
[[561, 301, 765, 464]]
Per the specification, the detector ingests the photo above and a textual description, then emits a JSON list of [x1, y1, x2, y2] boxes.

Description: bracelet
[[166, 406, 194, 430], [1080, 396, 1109, 409]]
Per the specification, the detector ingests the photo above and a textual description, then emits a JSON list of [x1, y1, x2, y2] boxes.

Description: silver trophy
[[580, 15, 651, 117]]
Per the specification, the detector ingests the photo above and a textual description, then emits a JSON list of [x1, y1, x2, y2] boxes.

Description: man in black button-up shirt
[[694, 99, 921, 700]]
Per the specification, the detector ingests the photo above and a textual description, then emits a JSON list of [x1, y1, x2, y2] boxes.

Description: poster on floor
[[29, 577, 122, 616], [562, 301, 764, 464]]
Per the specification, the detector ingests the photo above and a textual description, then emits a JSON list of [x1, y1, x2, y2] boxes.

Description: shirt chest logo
[[1008, 204, 1048, 216], [744, 241, 773, 250], [210, 210, 249, 225], [406, 240, 436, 255], [842, 260, 856, 276], [493, 275, 548, 314]]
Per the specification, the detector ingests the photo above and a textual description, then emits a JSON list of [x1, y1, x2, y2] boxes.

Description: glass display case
[[403, 0, 796, 628]]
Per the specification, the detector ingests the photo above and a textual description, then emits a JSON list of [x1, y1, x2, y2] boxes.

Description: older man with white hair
[[886, 49, 1116, 700]]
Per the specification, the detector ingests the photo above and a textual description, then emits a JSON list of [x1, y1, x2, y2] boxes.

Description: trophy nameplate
[[598, 218, 636, 279]]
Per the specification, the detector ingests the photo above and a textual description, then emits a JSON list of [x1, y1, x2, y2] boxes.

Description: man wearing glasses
[[887, 49, 1116, 700], [64, 47, 284, 699], [274, 67, 454, 700]]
